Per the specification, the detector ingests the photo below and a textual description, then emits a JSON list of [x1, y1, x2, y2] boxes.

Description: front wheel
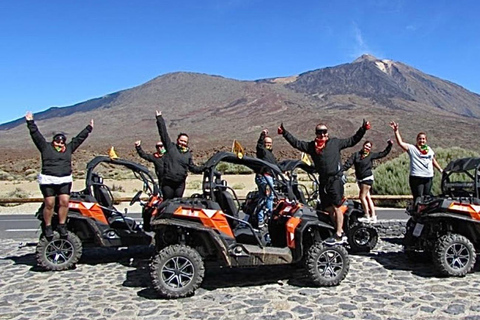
[[305, 242, 349, 286], [150, 244, 205, 298], [348, 224, 378, 253], [36, 231, 83, 271], [433, 233, 476, 277]]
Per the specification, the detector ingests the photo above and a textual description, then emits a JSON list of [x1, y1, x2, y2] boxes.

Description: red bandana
[[417, 145, 429, 155], [315, 138, 327, 154], [53, 144, 66, 153]]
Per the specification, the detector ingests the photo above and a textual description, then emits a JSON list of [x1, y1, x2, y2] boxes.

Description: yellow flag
[[301, 152, 312, 166], [232, 140, 245, 159], [108, 146, 119, 160]]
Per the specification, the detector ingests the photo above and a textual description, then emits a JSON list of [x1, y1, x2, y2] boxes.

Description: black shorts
[[319, 177, 345, 208], [39, 183, 72, 197], [358, 180, 373, 187]]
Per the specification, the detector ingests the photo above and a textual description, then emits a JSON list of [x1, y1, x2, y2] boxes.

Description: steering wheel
[[130, 190, 143, 206]]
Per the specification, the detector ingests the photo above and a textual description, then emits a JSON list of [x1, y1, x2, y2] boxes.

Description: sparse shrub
[[232, 183, 245, 190], [8, 187, 30, 198], [0, 170, 14, 181], [216, 162, 253, 174], [24, 168, 37, 176], [111, 184, 125, 192], [186, 180, 202, 190]]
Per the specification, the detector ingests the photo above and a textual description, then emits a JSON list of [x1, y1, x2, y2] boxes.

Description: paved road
[[1, 237, 480, 320], [0, 209, 408, 240]]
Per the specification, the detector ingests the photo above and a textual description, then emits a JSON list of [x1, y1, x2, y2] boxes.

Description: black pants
[[162, 179, 186, 200], [409, 176, 433, 204]]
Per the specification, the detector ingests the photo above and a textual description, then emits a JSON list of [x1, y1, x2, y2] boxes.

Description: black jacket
[[135, 145, 165, 184], [343, 142, 392, 180], [282, 125, 366, 183], [256, 132, 280, 167], [156, 115, 203, 183], [27, 120, 92, 177]]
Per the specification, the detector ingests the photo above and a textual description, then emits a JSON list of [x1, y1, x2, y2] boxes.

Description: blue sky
[[1, 0, 479, 124]]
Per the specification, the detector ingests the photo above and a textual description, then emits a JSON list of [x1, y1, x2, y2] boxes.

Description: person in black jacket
[[26, 111, 93, 240], [255, 129, 280, 228], [134, 140, 166, 186], [279, 120, 369, 244], [343, 140, 393, 223], [155, 111, 204, 199]]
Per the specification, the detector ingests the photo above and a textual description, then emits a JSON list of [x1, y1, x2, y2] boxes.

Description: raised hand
[[135, 140, 141, 146], [25, 111, 33, 121], [363, 119, 371, 130], [389, 121, 398, 131], [90, 119, 94, 128], [277, 123, 285, 135], [156, 110, 162, 117]]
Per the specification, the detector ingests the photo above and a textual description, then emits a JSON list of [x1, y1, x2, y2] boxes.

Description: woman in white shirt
[[390, 121, 443, 204]]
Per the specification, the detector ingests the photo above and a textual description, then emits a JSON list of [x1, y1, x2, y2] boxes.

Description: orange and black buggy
[[404, 157, 480, 276], [35, 156, 161, 271], [149, 152, 350, 299], [277, 159, 378, 253]]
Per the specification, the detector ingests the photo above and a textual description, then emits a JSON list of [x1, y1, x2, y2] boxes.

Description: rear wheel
[[348, 224, 378, 253], [305, 242, 349, 286], [150, 244, 205, 298], [433, 233, 476, 277], [36, 231, 83, 271]]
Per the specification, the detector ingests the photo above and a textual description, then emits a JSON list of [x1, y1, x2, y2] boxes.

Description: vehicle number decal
[[413, 223, 424, 237]]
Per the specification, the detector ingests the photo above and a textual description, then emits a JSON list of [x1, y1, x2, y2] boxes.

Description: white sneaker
[[371, 216, 377, 223], [359, 216, 370, 223]]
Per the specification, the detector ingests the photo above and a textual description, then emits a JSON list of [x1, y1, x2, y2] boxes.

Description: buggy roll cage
[[441, 157, 480, 199], [84, 156, 160, 197], [201, 151, 293, 200]]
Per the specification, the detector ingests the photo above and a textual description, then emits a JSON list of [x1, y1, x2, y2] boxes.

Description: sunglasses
[[54, 138, 66, 144], [315, 129, 328, 135], [156, 144, 164, 148]]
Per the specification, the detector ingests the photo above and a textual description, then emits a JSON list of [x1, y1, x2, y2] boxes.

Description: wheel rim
[[445, 243, 471, 270], [44, 239, 75, 265], [317, 249, 344, 278], [161, 256, 195, 289], [353, 227, 371, 246]]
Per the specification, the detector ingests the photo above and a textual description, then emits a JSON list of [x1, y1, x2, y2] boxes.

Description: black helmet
[[52, 133, 67, 143]]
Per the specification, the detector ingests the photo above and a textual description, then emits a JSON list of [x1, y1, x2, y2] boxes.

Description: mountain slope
[[2, 55, 480, 176]]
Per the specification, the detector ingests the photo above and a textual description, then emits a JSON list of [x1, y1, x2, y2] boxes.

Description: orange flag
[[232, 140, 245, 159], [108, 146, 119, 160]]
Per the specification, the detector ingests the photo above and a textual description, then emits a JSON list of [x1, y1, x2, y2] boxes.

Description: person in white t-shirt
[[389, 122, 443, 204]]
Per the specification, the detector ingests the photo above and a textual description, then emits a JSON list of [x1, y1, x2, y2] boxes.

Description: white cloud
[[349, 23, 383, 59]]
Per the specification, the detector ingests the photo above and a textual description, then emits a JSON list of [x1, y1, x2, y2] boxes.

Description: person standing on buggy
[[279, 119, 369, 244], [134, 140, 166, 186], [389, 121, 443, 205], [343, 139, 393, 223], [255, 129, 281, 229], [155, 110, 204, 199], [25, 111, 93, 240]]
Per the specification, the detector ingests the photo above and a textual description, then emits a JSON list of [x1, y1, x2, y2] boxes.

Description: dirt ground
[[0, 174, 359, 214]]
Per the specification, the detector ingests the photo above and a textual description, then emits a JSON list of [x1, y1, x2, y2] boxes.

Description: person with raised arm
[[389, 121, 443, 204], [26, 111, 93, 240], [155, 110, 204, 199]]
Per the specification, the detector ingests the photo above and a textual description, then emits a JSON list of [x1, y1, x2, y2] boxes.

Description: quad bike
[[35, 156, 162, 271], [260, 160, 378, 253], [404, 157, 480, 276], [149, 152, 350, 298]]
